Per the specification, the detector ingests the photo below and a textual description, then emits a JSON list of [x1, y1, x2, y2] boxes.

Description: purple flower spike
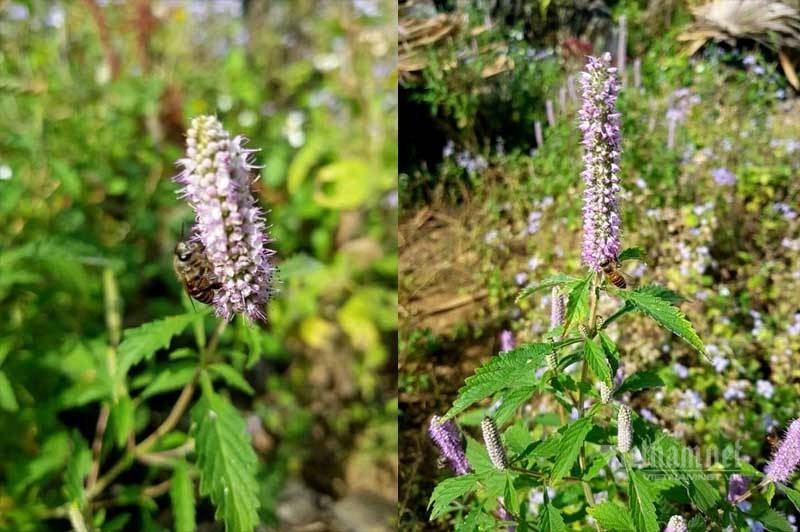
[[175, 116, 275, 322], [765, 419, 800, 483], [727, 473, 749, 502], [428, 415, 471, 476], [579, 53, 622, 272]]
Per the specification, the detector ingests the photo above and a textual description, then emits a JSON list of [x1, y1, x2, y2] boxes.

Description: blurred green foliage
[[0, 0, 396, 530]]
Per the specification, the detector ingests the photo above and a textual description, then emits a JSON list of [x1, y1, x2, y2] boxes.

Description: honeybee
[[600, 258, 627, 289], [173, 238, 221, 305]]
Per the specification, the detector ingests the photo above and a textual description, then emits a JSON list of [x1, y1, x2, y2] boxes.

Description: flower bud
[[481, 417, 508, 470], [617, 404, 632, 453], [664, 515, 687, 532], [550, 287, 564, 330], [599, 382, 612, 404]]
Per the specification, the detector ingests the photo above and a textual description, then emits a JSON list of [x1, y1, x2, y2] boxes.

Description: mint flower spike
[[664, 515, 688, 532], [481, 417, 508, 470], [617, 404, 632, 453], [550, 287, 564, 329], [428, 415, 471, 476], [579, 52, 622, 272], [727, 473, 749, 502], [765, 418, 800, 483], [175, 115, 275, 323]]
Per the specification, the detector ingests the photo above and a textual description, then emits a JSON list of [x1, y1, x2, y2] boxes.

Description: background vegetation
[[399, 0, 800, 529], [0, 1, 397, 530]]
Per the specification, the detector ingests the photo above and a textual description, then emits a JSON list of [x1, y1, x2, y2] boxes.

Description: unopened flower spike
[[175, 115, 276, 322], [599, 381, 612, 404], [617, 404, 632, 453], [579, 52, 622, 272], [550, 286, 564, 330], [664, 515, 688, 532], [765, 418, 800, 483], [481, 417, 508, 470], [428, 415, 471, 476]]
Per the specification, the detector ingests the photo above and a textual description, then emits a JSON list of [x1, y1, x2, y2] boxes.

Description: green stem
[[579, 275, 600, 513]]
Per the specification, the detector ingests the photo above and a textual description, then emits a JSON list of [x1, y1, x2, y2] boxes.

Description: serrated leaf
[[538, 502, 567, 531], [755, 509, 792, 532], [141, 366, 196, 399], [583, 451, 613, 481], [611, 288, 705, 356], [170, 460, 196, 532], [550, 417, 592, 482], [515, 274, 581, 302], [428, 474, 479, 520], [446, 341, 573, 419], [779, 485, 800, 513], [584, 338, 611, 385], [615, 370, 664, 396], [618, 247, 646, 262], [192, 387, 260, 531], [636, 284, 685, 303], [597, 332, 620, 374], [117, 314, 199, 377], [626, 467, 659, 532], [564, 274, 592, 331], [686, 515, 706, 532], [504, 422, 533, 457], [208, 364, 254, 395], [588, 501, 635, 531], [494, 386, 536, 426], [0, 370, 18, 411], [643, 433, 721, 512]]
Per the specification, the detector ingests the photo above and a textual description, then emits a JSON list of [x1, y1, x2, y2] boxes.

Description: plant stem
[[579, 275, 600, 514], [67, 505, 89, 532], [86, 404, 110, 490]]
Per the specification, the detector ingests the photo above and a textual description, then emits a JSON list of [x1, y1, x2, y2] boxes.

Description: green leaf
[[583, 451, 613, 481], [192, 387, 260, 531], [615, 370, 664, 396], [643, 433, 721, 512], [765, 481, 776, 505], [515, 274, 581, 302], [779, 485, 800, 513], [64, 433, 92, 505], [504, 422, 533, 457], [538, 502, 567, 532], [494, 386, 536, 426], [588, 501, 635, 532], [584, 338, 611, 385], [0, 370, 18, 411], [207, 364, 254, 395], [635, 284, 685, 303], [141, 366, 196, 399], [117, 314, 199, 376], [446, 341, 573, 419], [597, 332, 620, 375], [611, 288, 705, 356], [170, 460, 196, 532], [110, 395, 135, 449], [755, 509, 792, 532], [550, 417, 592, 482], [618, 247, 646, 262], [626, 467, 659, 532], [564, 274, 592, 330], [428, 473, 479, 520]]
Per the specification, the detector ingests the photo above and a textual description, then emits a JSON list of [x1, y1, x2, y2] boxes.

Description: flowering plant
[[428, 53, 800, 531]]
